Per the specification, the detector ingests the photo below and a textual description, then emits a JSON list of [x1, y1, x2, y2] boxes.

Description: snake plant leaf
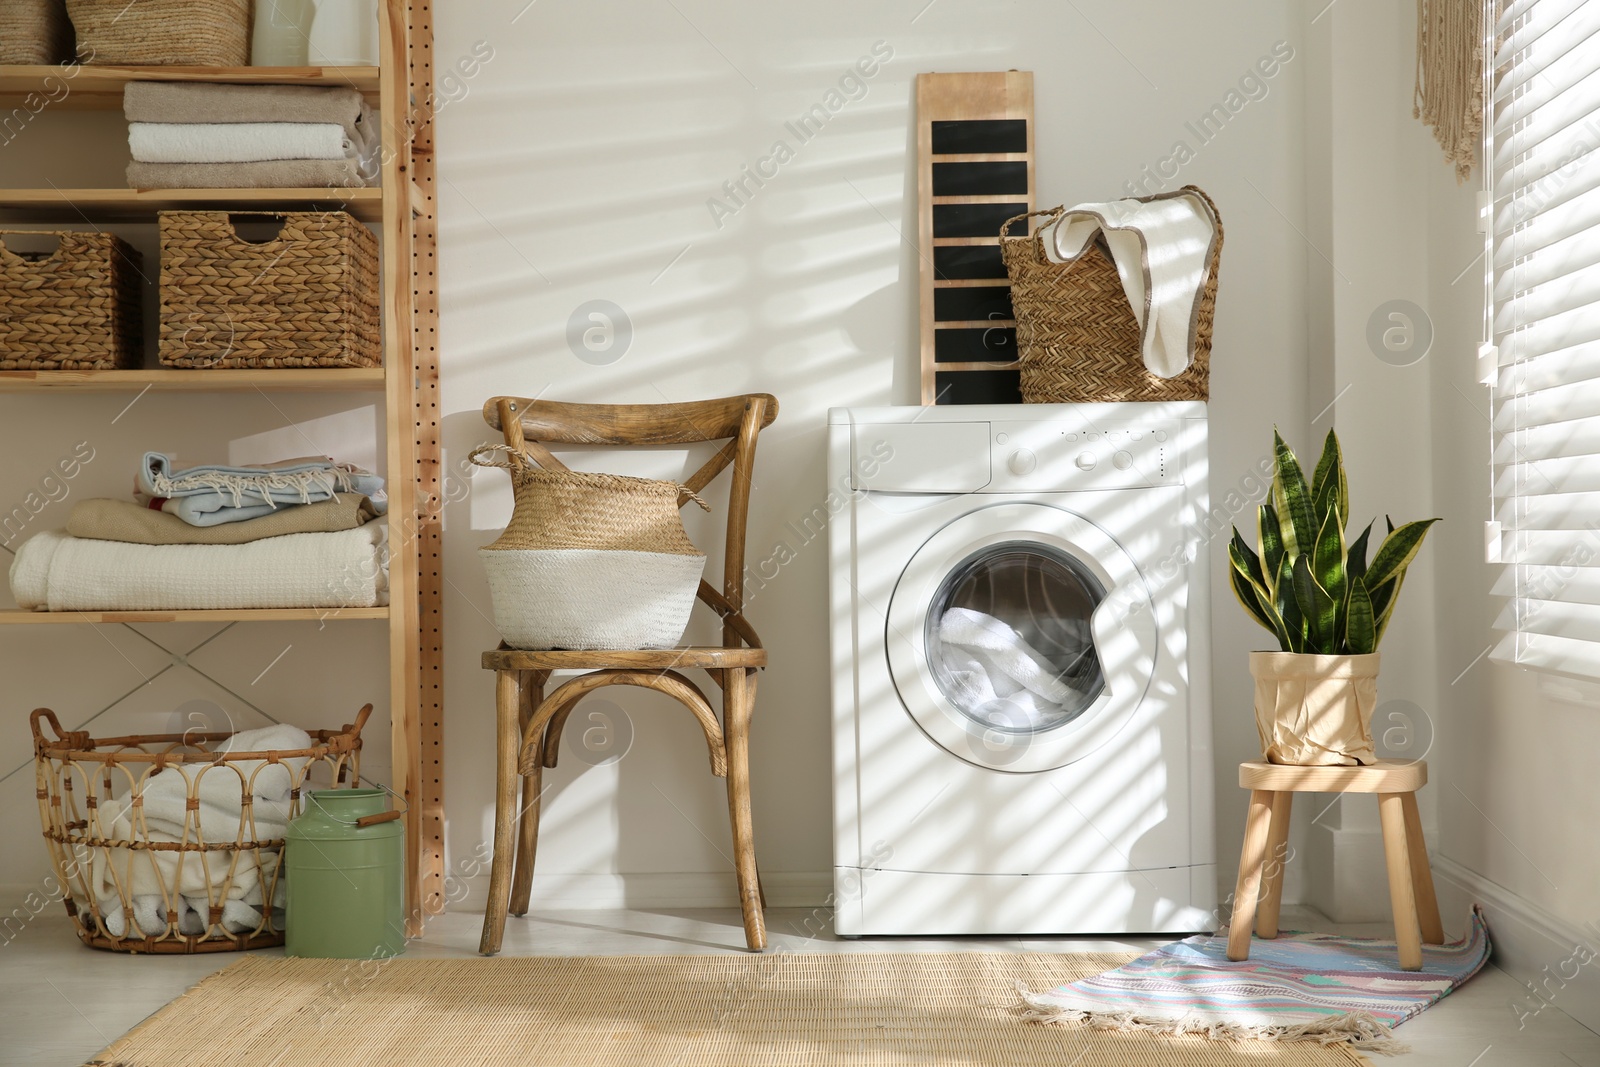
[[1310, 429, 1349, 528], [1230, 563, 1287, 647], [1387, 515, 1396, 536], [1347, 576, 1377, 654], [1372, 568, 1412, 644], [1347, 520, 1374, 585], [1273, 430, 1316, 560], [1275, 551, 1305, 653], [1366, 518, 1441, 591], [1230, 527, 1266, 589], [1293, 553, 1337, 652], [1258, 503, 1285, 592], [1313, 506, 1347, 609]]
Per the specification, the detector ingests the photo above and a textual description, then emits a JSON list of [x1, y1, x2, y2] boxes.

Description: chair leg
[[511, 671, 545, 918], [1256, 791, 1294, 939], [1226, 789, 1275, 962], [1378, 792, 1424, 971], [1401, 791, 1445, 945], [723, 667, 766, 951], [479, 670, 521, 956]]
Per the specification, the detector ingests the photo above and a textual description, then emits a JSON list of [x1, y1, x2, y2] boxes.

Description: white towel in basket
[[1046, 190, 1219, 378], [90, 723, 311, 938]]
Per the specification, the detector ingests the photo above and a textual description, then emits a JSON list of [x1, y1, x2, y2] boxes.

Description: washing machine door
[[886, 502, 1158, 773]]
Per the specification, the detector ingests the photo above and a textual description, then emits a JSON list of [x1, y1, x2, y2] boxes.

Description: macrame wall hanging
[[1413, 0, 1493, 182]]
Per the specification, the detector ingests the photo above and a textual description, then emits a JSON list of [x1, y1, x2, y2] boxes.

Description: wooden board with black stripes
[[916, 70, 1034, 405]]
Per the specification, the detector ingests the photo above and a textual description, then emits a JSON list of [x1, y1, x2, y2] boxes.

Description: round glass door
[[885, 503, 1158, 773], [925, 543, 1107, 736]]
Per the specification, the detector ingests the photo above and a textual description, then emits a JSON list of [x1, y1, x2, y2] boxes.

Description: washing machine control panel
[[848, 417, 1185, 493], [987, 420, 1178, 492]]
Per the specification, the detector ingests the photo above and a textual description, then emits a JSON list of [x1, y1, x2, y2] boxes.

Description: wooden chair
[[1226, 759, 1443, 971], [477, 393, 778, 955]]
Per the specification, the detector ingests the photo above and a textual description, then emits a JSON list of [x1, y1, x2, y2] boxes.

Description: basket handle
[[1000, 206, 1066, 244], [0, 231, 67, 269], [30, 708, 90, 753]]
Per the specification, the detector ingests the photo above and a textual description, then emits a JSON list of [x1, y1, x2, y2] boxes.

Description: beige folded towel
[[126, 158, 370, 189], [123, 82, 377, 149], [68, 496, 379, 546]]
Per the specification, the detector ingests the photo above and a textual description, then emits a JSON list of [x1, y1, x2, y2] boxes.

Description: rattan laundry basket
[[31, 704, 372, 954], [65, 0, 249, 65], [0, 0, 73, 64], [470, 445, 708, 650], [0, 230, 142, 370], [158, 210, 381, 369], [1001, 185, 1222, 403]]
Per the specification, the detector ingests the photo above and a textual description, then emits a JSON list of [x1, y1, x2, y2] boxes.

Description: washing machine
[[828, 402, 1215, 936]]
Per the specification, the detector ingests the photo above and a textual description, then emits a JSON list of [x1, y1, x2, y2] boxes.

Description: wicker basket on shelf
[[0, 0, 74, 64], [64, 0, 249, 66], [30, 704, 374, 954], [158, 210, 382, 369], [0, 230, 142, 371], [1000, 185, 1222, 403]]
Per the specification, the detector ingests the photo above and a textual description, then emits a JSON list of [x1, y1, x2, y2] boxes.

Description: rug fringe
[[1018, 989, 1410, 1056]]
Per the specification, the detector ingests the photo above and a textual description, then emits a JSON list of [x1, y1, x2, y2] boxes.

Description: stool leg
[[1227, 789, 1275, 962], [1256, 791, 1294, 939], [479, 670, 520, 956], [1401, 792, 1445, 944], [1378, 792, 1424, 971]]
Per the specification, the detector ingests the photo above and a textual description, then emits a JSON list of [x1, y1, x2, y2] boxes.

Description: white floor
[[3, 905, 1597, 1066]]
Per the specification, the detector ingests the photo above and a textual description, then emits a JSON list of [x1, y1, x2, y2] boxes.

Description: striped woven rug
[[1025, 910, 1491, 1054], [85, 952, 1368, 1066]]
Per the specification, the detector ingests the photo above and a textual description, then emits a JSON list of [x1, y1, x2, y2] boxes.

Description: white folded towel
[[8, 523, 389, 612], [128, 121, 354, 164], [1046, 190, 1219, 378]]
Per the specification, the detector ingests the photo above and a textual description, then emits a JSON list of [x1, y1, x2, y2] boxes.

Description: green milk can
[[284, 788, 405, 958]]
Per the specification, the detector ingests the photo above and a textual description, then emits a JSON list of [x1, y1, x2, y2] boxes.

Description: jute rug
[[86, 953, 1370, 1066]]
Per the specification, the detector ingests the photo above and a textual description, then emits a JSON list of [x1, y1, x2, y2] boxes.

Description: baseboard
[[443, 871, 834, 913], [1433, 855, 1600, 1036]]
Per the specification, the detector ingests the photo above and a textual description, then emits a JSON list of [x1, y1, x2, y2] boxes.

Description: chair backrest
[[482, 394, 779, 641]]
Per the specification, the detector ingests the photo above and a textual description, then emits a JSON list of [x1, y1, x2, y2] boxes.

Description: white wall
[[431, 0, 1310, 909]]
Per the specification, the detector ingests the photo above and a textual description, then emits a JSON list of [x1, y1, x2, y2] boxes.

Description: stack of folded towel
[[7, 452, 391, 612], [124, 82, 380, 190]]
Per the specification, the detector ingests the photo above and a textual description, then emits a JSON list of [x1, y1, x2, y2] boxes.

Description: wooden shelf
[[0, 187, 382, 221], [0, 65, 380, 109], [0, 367, 386, 392], [0, 607, 389, 624]]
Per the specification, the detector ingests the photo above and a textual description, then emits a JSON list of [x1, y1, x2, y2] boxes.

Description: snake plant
[[1229, 430, 1438, 655]]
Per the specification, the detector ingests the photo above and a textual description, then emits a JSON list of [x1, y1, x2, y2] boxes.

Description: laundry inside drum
[[925, 542, 1108, 735]]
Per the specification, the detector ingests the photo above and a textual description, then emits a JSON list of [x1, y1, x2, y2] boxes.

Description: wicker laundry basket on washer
[[1000, 185, 1223, 403], [470, 445, 708, 650]]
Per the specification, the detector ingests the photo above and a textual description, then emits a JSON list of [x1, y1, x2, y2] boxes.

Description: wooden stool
[[1226, 759, 1443, 971]]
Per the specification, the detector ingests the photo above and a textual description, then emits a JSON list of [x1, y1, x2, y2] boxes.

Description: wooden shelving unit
[[0, 2, 443, 933], [0, 367, 386, 391], [0, 187, 383, 221], [0, 607, 388, 624]]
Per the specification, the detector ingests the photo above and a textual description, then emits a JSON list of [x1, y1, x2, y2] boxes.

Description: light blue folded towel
[[138, 452, 387, 528]]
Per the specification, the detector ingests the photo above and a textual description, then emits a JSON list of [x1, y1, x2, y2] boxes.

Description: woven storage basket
[[30, 704, 372, 954], [470, 445, 708, 651], [159, 210, 381, 369], [64, 0, 248, 65], [0, 230, 142, 370], [1001, 185, 1222, 403], [0, 0, 73, 64]]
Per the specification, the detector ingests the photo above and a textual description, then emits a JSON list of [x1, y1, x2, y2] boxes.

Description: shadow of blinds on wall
[[1488, 0, 1600, 676]]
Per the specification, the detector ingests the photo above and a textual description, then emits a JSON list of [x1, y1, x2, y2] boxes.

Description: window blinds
[[1488, 0, 1600, 676]]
